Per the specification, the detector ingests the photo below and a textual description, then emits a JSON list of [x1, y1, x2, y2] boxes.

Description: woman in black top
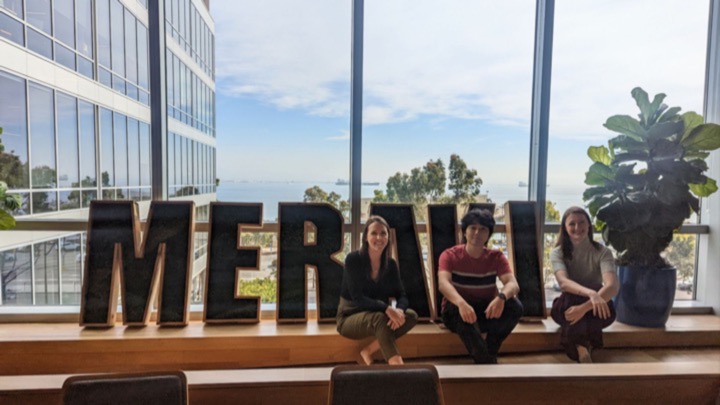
[[336, 215, 418, 365]]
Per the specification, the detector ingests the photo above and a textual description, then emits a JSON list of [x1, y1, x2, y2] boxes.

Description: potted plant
[[583, 87, 720, 327], [0, 127, 22, 230]]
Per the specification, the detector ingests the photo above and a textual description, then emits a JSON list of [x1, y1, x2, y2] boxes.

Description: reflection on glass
[[0, 12, 23, 45], [110, 0, 125, 76], [34, 240, 60, 305], [60, 234, 83, 305], [96, 0, 111, 67], [1, 247, 32, 305], [124, 9, 137, 84], [139, 122, 150, 187], [29, 84, 56, 188], [76, 0, 93, 58], [79, 100, 96, 186], [32, 191, 57, 213], [81, 190, 97, 207], [26, 0, 51, 35], [54, 42, 76, 70], [53, 0, 75, 47], [137, 24, 149, 89], [113, 112, 127, 187], [0, 71, 29, 189], [27, 28, 52, 59], [0, 0, 23, 18], [57, 93, 79, 188], [59, 190, 80, 210], [99, 108, 114, 187], [127, 118, 139, 187]]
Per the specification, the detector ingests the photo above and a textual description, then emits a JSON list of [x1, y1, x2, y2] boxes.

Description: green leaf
[[614, 152, 648, 164], [583, 186, 611, 202], [0, 209, 16, 230], [647, 95, 667, 125], [651, 139, 684, 161], [586, 195, 614, 218], [689, 178, 718, 197], [584, 162, 614, 186], [631, 87, 652, 125], [587, 145, 611, 165], [604, 115, 645, 141], [608, 135, 647, 153], [682, 123, 720, 151], [684, 151, 710, 160], [681, 112, 704, 142], [647, 120, 683, 141], [657, 106, 682, 123]]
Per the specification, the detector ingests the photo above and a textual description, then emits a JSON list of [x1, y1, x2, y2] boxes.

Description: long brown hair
[[360, 215, 391, 273], [555, 206, 600, 260]]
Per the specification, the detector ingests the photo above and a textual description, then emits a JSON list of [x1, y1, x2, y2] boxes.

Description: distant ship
[[518, 181, 528, 187], [335, 179, 380, 186]]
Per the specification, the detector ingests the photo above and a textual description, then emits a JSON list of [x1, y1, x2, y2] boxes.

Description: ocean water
[[216, 181, 587, 221]]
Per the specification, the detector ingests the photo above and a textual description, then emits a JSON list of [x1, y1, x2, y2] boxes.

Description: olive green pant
[[336, 299, 419, 361]]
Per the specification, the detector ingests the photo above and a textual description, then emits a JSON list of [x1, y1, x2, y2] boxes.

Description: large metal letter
[[81, 201, 194, 327], [277, 203, 344, 323], [204, 203, 263, 324], [426, 204, 458, 321], [370, 204, 432, 320]]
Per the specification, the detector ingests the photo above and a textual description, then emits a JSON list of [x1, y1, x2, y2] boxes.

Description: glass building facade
[[0, 0, 216, 306]]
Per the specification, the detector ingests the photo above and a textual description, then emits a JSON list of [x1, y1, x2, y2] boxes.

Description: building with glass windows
[[0, 0, 216, 306]]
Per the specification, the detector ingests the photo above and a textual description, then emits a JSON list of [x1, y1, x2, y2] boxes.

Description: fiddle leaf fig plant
[[0, 127, 22, 230], [583, 87, 720, 268]]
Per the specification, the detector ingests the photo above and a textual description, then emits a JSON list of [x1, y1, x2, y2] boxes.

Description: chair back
[[62, 371, 187, 405], [328, 364, 444, 405]]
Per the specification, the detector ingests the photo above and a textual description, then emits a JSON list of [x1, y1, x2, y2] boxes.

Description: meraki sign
[[80, 200, 545, 327]]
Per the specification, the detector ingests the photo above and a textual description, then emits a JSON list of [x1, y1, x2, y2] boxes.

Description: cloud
[[212, 0, 709, 141], [325, 129, 349, 141]]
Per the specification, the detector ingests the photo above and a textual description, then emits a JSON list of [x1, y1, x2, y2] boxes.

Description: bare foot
[[577, 345, 592, 363], [387, 355, 404, 365], [356, 349, 373, 365]]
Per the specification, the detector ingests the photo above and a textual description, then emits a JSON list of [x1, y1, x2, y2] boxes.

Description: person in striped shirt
[[438, 208, 523, 364]]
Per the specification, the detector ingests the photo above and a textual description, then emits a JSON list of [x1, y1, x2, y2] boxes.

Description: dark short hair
[[461, 208, 495, 244]]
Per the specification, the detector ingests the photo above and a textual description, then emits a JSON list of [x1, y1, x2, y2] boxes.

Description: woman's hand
[[564, 305, 590, 325], [588, 291, 611, 319], [385, 307, 406, 330]]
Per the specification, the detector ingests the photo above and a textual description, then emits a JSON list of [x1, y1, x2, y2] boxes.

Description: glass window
[[545, 1, 709, 300], [167, 133, 175, 191], [166, 50, 174, 109], [98, 67, 112, 87], [76, 0, 92, 58], [0, 11, 23, 45], [113, 112, 127, 187], [110, 0, 125, 76], [33, 240, 60, 305], [78, 100, 96, 187], [0, 0, 22, 18], [127, 118, 139, 187], [1, 246, 32, 305], [77, 55, 93, 79], [29, 84, 56, 189], [27, 28, 53, 59], [139, 122, 150, 187], [59, 190, 80, 210], [137, 23, 148, 89], [54, 42, 76, 70], [32, 191, 57, 213], [96, 0, 110, 67], [27, 0, 51, 35], [99, 107, 114, 187], [0, 71, 29, 189], [53, 0, 75, 47], [124, 9, 137, 84], [361, 1, 534, 222], [56, 93, 79, 188], [60, 234, 82, 305]]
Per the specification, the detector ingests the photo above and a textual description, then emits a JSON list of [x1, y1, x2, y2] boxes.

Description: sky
[[210, 0, 709, 189]]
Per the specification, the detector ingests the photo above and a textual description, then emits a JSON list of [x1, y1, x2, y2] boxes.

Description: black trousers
[[551, 285, 616, 362], [442, 297, 523, 364]]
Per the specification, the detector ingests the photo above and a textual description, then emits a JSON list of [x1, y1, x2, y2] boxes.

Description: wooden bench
[[1, 362, 718, 404]]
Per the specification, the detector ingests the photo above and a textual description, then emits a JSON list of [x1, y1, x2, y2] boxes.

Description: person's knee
[[505, 297, 524, 320], [404, 309, 419, 325]]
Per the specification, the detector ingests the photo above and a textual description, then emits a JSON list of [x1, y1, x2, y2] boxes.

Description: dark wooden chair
[[328, 364, 445, 405], [62, 371, 187, 405]]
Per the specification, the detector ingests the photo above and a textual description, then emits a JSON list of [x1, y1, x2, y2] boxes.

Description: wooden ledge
[[2, 362, 718, 405], [0, 315, 718, 376]]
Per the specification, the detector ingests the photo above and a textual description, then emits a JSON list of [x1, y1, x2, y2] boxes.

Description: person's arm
[[344, 253, 387, 312], [484, 257, 520, 319], [438, 270, 477, 324]]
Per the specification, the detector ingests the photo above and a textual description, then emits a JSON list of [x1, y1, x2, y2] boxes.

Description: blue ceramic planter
[[614, 266, 676, 327]]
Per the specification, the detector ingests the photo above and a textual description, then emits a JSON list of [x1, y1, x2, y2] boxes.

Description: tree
[[545, 201, 560, 222], [665, 234, 696, 283], [303, 185, 350, 219], [0, 127, 22, 229], [448, 154, 483, 203]]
